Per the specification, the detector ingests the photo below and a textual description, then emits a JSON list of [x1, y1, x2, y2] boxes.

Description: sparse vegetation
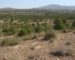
[[1, 2, 75, 60], [0, 38, 19, 46], [0, 11, 74, 46]]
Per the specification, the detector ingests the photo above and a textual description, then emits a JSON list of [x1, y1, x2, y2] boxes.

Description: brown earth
[[0, 32, 75, 60]]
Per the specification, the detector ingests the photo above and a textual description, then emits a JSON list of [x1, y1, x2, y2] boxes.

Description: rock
[[56, 58, 60, 60], [32, 42, 38, 46], [35, 46, 41, 50]]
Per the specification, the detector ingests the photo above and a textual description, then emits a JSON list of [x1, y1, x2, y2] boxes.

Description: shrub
[[41, 23, 51, 32], [72, 20, 75, 28], [34, 25, 42, 33], [17, 29, 26, 36], [34, 23, 51, 33], [53, 19, 66, 30], [17, 26, 32, 37]]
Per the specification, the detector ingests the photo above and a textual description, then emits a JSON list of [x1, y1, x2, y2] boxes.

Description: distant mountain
[[0, 7, 15, 10], [0, 4, 75, 12], [37, 4, 75, 11]]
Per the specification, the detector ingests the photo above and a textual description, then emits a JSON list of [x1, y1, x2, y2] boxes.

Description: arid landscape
[[0, 31, 75, 60], [1, 0, 75, 60], [0, 11, 75, 60]]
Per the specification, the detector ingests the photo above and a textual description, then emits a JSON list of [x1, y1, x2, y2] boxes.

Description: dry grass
[[0, 37, 20, 46], [42, 31, 56, 42]]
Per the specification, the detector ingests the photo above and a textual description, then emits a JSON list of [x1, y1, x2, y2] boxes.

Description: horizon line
[[0, 4, 75, 9]]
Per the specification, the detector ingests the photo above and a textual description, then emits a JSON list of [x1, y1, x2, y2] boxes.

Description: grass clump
[[2, 27, 16, 35], [0, 38, 19, 46], [42, 31, 56, 42]]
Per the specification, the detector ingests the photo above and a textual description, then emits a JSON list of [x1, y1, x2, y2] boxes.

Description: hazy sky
[[0, 0, 75, 9]]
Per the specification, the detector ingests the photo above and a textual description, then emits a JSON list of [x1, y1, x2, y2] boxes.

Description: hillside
[[0, 5, 75, 13]]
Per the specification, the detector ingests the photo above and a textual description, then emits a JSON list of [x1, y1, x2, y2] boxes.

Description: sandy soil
[[0, 32, 75, 60]]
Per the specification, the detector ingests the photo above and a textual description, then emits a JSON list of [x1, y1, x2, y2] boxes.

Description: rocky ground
[[0, 32, 75, 60]]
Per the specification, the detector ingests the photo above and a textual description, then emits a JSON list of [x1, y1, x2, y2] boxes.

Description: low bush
[[17, 29, 26, 36], [72, 20, 75, 28], [17, 27, 32, 37], [53, 19, 66, 30]]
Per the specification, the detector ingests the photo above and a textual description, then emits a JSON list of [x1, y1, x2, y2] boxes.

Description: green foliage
[[2, 26, 17, 35], [72, 20, 75, 28], [0, 12, 75, 37], [42, 23, 51, 31], [34, 24, 42, 33], [17, 25, 33, 36], [53, 19, 66, 30], [17, 28, 26, 36], [33, 23, 51, 33]]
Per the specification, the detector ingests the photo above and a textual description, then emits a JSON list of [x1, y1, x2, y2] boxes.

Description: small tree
[[53, 19, 66, 30]]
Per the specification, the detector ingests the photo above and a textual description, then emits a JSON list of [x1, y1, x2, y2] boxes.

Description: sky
[[0, 0, 75, 9]]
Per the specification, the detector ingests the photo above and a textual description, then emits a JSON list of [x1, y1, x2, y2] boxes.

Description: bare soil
[[0, 32, 75, 60]]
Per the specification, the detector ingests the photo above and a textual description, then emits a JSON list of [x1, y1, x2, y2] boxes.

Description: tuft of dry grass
[[0, 38, 19, 46], [42, 31, 56, 42]]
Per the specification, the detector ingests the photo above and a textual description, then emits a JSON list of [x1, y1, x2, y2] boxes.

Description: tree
[[53, 19, 66, 30]]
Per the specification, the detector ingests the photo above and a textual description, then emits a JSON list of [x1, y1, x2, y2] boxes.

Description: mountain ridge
[[0, 4, 75, 11], [37, 4, 75, 10]]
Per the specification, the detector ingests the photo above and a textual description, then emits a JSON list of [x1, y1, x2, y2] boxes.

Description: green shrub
[[17, 30, 25, 36], [72, 20, 75, 28], [34, 25, 42, 33], [41, 23, 51, 31], [34, 23, 51, 33], [53, 19, 66, 30], [17, 26, 32, 36]]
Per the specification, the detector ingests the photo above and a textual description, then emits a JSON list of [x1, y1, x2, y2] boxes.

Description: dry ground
[[0, 31, 75, 60]]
